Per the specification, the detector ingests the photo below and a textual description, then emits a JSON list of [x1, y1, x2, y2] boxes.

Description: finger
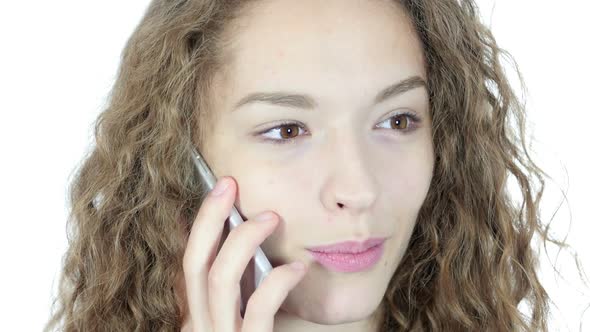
[[241, 262, 308, 332], [208, 211, 279, 332], [182, 176, 237, 331]]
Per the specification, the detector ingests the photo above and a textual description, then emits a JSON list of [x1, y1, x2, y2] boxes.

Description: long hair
[[45, 0, 571, 330]]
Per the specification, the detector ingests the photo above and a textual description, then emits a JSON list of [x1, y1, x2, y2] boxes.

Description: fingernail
[[211, 177, 229, 196], [255, 211, 275, 222], [290, 261, 305, 271]]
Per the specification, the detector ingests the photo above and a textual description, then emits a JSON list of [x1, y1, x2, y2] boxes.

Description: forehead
[[221, 0, 426, 108]]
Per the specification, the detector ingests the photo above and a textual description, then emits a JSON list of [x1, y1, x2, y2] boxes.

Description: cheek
[[231, 168, 302, 264], [382, 152, 433, 217], [229, 161, 305, 223]]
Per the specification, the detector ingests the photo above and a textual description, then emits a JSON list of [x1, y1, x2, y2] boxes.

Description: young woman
[[45, 0, 560, 330]]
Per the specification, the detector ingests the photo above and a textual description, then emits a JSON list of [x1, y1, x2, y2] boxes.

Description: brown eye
[[279, 125, 300, 139], [257, 121, 308, 145], [389, 115, 408, 130], [375, 112, 421, 134]]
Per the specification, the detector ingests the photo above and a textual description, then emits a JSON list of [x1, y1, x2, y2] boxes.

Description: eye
[[375, 111, 422, 133], [256, 120, 309, 145], [256, 111, 423, 145]]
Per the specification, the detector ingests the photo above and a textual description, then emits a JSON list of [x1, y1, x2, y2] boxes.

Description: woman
[[45, 0, 560, 330]]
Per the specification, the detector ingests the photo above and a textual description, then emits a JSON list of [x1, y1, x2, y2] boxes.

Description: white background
[[1, 1, 588, 330]]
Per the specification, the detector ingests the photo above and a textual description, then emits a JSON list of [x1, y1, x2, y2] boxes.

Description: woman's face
[[202, 0, 434, 328]]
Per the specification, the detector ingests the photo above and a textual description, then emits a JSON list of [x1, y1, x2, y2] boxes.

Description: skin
[[179, 0, 435, 331]]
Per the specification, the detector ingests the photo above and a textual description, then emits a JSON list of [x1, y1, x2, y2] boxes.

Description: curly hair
[[44, 0, 573, 331]]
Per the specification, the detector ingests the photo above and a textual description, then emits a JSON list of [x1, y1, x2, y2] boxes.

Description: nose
[[319, 132, 378, 216]]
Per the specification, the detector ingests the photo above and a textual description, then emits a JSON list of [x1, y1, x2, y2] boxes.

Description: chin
[[273, 246, 396, 327], [279, 282, 383, 325], [295, 305, 378, 325]]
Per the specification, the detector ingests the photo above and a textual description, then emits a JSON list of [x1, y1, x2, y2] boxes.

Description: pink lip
[[306, 237, 386, 254], [306, 238, 386, 273]]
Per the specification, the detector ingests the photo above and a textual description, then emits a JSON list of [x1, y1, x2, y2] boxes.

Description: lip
[[306, 237, 387, 273], [306, 237, 387, 254]]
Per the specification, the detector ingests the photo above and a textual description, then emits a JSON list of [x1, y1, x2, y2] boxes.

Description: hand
[[181, 176, 308, 331]]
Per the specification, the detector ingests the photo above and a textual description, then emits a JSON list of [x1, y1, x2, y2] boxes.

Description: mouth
[[306, 237, 386, 254], [305, 237, 387, 273]]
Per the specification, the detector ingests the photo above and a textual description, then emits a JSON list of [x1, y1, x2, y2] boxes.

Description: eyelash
[[256, 111, 423, 145]]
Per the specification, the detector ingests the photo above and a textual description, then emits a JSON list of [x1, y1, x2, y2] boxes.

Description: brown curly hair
[[44, 0, 576, 330]]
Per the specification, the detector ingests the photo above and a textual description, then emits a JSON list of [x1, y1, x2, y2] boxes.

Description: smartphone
[[190, 146, 273, 315]]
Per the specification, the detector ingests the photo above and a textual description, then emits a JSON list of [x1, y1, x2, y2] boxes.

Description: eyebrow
[[232, 75, 428, 112]]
